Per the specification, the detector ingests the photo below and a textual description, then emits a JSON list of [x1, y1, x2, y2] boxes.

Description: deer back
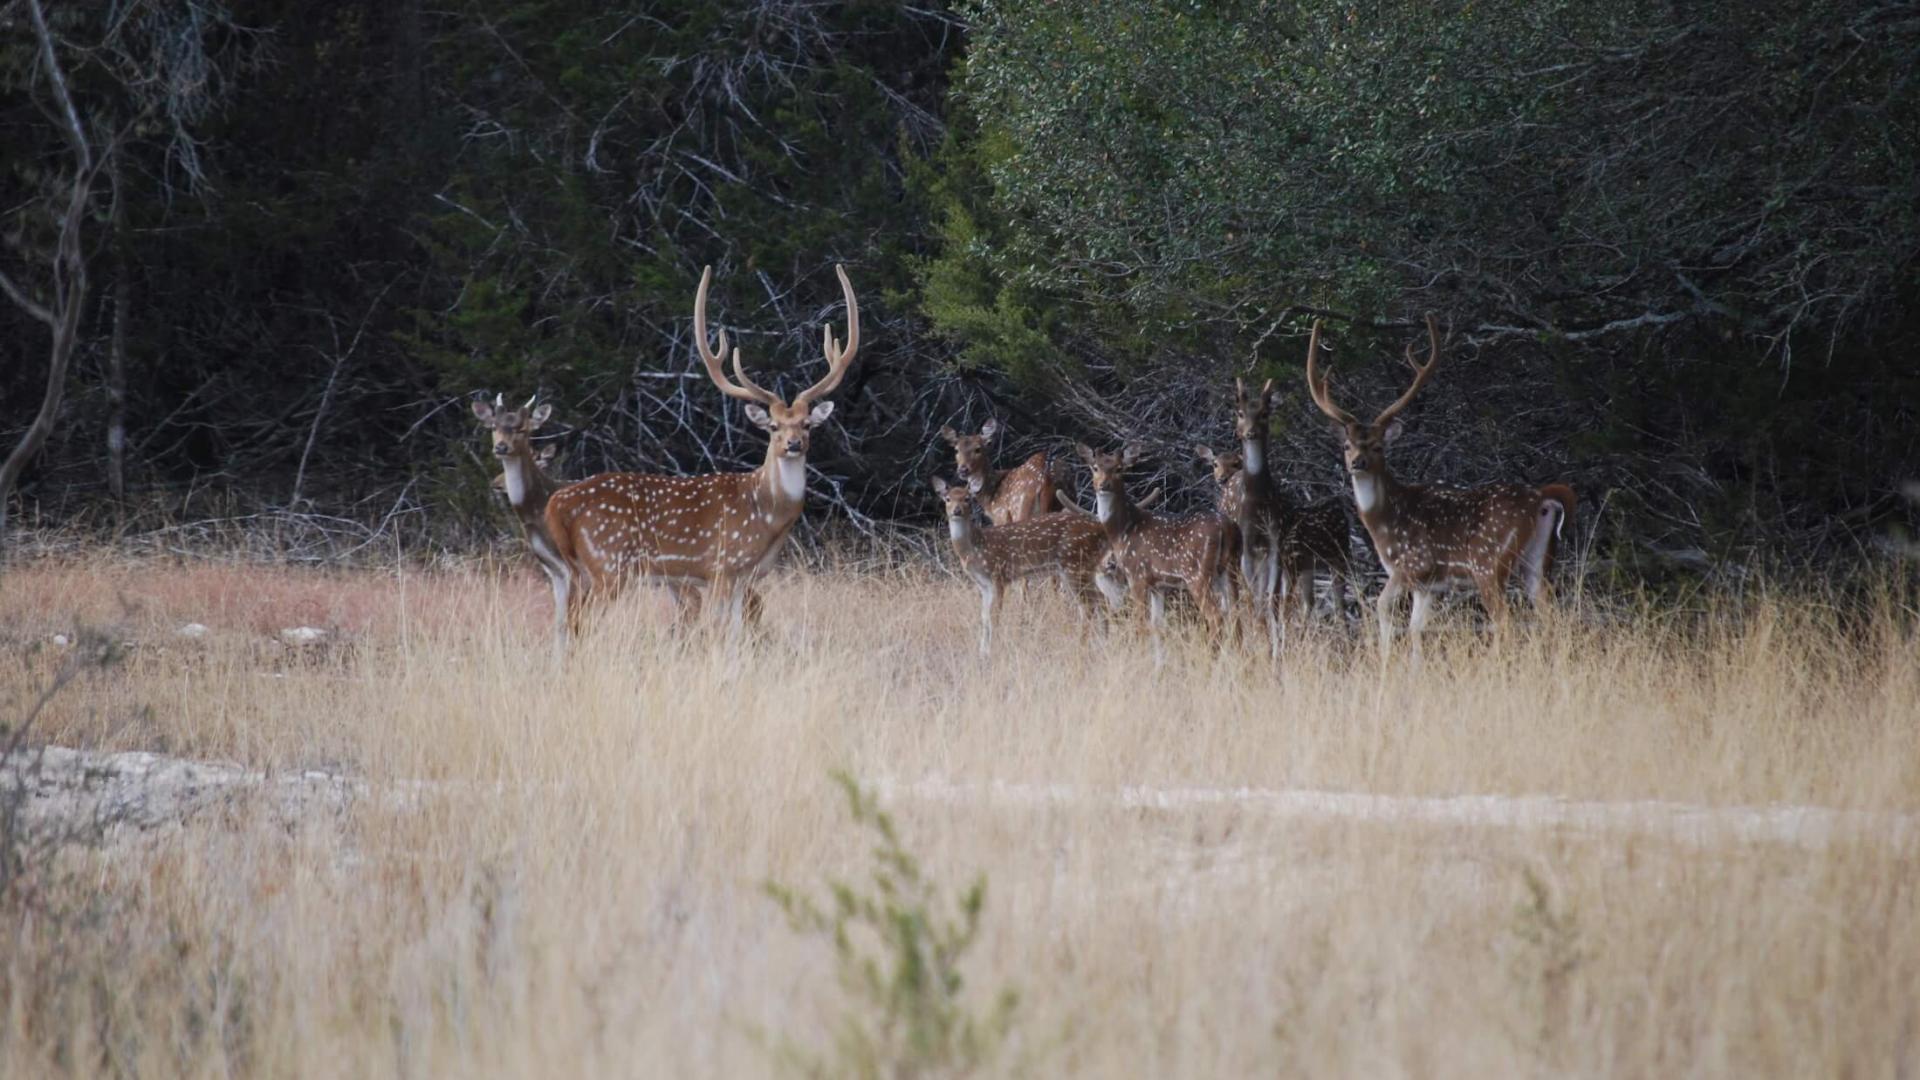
[[1369, 482, 1557, 586], [1113, 512, 1232, 584], [544, 470, 798, 585], [978, 510, 1108, 581], [980, 451, 1058, 525]]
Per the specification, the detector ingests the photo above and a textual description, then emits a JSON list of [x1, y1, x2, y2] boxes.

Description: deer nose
[[492, 444, 510, 457], [786, 437, 803, 452]]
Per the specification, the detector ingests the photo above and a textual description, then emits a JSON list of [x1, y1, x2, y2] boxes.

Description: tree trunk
[[107, 153, 129, 505], [0, 0, 95, 566]]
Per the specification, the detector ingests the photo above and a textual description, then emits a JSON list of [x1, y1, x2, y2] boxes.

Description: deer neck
[[1240, 431, 1269, 480], [1350, 465, 1401, 523], [500, 453, 557, 524], [971, 465, 1006, 503], [755, 443, 810, 514], [1096, 486, 1139, 538], [946, 515, 985, 572]]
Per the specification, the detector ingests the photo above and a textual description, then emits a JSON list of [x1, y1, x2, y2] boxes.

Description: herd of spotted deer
[[472, 266, 1576, 661]]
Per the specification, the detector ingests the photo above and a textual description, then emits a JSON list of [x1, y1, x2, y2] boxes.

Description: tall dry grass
[[2, 548, 1917, 1077]]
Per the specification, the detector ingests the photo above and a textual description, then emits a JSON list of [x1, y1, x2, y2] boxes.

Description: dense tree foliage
[[2, 1, 1915, 574]]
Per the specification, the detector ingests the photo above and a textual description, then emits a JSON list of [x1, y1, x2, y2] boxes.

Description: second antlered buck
[[931, 475, 1123, 655], [1304, 314, 1575, 656], [542, 264, 859, 638]]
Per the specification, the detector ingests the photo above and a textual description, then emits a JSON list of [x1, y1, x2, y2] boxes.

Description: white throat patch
[[948, 518, 967, 542], [502, 458, 530, 508], [775, 456, 807, 501], [1351, 474, 1380, 514], [1096, 491, 1115, 523], [1242, 441, 1264, 476]]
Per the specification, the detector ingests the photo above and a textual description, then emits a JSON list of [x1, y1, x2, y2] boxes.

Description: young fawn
[[931, 475, 1122, 655]]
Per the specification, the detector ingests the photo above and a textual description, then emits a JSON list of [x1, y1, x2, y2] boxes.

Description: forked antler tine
[[1302, 319, 1356, 426], [794, 264, 859, 410], [729, 344, 776, 402], [1373, 312, 1441, 428], [694, 265, 776, 405]]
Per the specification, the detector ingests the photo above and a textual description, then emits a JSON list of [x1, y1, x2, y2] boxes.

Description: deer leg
[[1476, 572, 1511, 643], [666, 583, 701, 631], [1375, 573, 1407, 655], [1294, 560, 1315, 626], [979, 579, 1001, 657], [1147, 588, 1168, 666], [545, 563, 572, 655], [1407, 587, 1435, 663]]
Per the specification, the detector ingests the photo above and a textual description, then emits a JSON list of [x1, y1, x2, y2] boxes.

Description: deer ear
[[1382, 417, 1406, 445], [1194, 444, 1216, 465], [939, 425, 960, 445], [931, 476, 949, 496], [1075, 442, 1097, 467], [967, 474, 986, 495], [534, 443, 557, 465], [980, 418, 999, 441], [806, 400, 835, 426], [529, 403, 553, 429], [744, 404, 774, 430], [471, 398, 495, 422], [1120, 444, 1143, 468], [1265, 387, 1283, 411]]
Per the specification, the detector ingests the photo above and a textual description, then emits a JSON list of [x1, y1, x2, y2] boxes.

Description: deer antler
[[1303, 319, 1357, 427], [1372, 312, 1440, 428], [694, 266, 777, 406], [794, 264, 859, 411]]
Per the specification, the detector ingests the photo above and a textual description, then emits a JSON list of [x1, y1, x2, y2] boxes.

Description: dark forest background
[[4, 1, 1917, 582]]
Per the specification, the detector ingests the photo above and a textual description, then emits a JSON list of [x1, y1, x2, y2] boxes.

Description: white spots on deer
[[1304, 314, 1575, 652]]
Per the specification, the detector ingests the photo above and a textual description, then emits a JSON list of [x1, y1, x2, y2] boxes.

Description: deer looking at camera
[[931, 476, 1123, 655], [1076, 444, 1238, 651], [476, 394, 744, 644], [473, 394, 575, 642], [939, 419, 1063, 524], [1200, 383, 1357, 651], [543, 264, 858, 637], [1304, 314, 1575, 656]]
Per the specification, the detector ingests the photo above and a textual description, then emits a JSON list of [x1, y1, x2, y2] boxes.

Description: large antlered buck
[[1304, 315, 1575, 656], [543, 264, 859, 638]]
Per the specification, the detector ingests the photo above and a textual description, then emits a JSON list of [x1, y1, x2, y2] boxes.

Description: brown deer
[[543, 264, 858, 637], [931, 475, 1123, 655], [1076, 444, 1238, 652], [477, 394, 751, 642], [473, 394, 575, 642], [938, 420, 1061, 524], [1196, 441, 1356, 637], [1304, 314, 1575, 656]]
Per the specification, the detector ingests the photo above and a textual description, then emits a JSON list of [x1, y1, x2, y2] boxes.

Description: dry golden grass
[[2, 547, 1918, 1077]]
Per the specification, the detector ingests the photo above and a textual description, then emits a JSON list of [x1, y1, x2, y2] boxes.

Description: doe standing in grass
[[931, 475, 1122, 655], [1077, 443, 1239, 654]]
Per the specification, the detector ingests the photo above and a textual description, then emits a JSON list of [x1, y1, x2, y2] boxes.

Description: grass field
[[3, 545, 1918, 1077]]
